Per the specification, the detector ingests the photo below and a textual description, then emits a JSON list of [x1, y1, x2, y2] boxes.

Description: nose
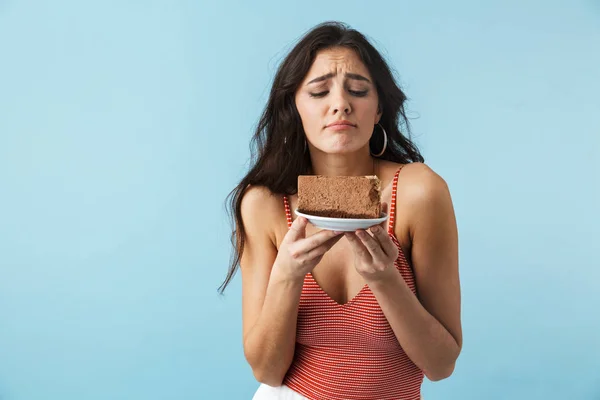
[[330, 87, 351, 115]]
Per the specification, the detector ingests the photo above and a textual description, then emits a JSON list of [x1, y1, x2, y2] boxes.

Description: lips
[[327, 121, 356, 128]]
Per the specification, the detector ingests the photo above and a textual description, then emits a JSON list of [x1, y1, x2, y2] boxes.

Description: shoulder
[[396, 162, 454, 231], [397, 162, 450, 200], [379, 161, 453, 224], [240, 185, 282, 212], [378, 160, 448, 196], [240, 185, 286, 243]]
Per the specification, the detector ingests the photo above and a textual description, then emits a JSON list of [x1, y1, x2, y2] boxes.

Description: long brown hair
[[218, 21, 423, 293]]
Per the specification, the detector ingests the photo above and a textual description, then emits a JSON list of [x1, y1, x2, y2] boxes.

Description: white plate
[[294, 209, 388, 232]]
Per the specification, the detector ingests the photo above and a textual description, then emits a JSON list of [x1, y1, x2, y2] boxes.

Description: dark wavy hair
[[218, 21, 423, 293]]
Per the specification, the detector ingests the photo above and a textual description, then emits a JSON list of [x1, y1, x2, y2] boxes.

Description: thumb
[[286, 216, 308, 242]]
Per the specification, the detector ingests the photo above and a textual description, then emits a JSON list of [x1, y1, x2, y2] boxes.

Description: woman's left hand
[[344, 202, 399, 283]]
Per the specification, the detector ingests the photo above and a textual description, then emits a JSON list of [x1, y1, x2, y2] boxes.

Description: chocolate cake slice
[[297, 175, 382, 219]]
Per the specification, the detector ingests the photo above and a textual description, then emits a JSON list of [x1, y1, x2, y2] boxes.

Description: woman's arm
[[346, 163, 462, 381], [376, 164, 462, 380], [240, 186, 342, 386], [240, 187, 300, 386]]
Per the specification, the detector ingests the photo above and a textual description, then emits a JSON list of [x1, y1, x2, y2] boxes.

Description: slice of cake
[[297, 175, 382, 219]]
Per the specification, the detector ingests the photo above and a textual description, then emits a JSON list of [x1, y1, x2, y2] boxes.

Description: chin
[[321, 146, 361, 155], [321, 137, 360, 152]]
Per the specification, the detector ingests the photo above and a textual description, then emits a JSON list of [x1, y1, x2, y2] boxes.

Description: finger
[[344, 232, 371, 260], [296, 229, 342, 254], [355, 229, 386, 260], [369, 225, 396, 257], [304, 234, 344, 260], [323, 232, 344, 249], [286, 216, 308, 242]]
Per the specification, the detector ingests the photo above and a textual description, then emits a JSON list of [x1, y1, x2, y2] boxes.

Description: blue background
[[1, 1, 599, 399]]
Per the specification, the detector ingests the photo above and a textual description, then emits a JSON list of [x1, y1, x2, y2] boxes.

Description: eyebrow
[[306, 72, 372, 85]]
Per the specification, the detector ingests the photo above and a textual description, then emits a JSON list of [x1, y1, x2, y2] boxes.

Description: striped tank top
[[281, 166, 424, 400]]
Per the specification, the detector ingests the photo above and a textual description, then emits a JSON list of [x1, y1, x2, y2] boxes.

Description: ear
[[375, 104, 383, 124]]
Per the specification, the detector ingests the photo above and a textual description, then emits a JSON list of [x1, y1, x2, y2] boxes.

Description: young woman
[[220, 21, 462, 400]]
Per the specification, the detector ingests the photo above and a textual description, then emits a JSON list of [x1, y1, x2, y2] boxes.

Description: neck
[[309, 148, 378, 177]]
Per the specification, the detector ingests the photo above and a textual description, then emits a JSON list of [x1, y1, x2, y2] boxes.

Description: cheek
[[296, 98, 320, 126], [357, 98, 380, 118]]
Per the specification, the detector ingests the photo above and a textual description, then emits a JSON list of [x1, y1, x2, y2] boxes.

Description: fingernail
[[333, 231, 343, 235], [371, 226, 380, 233]]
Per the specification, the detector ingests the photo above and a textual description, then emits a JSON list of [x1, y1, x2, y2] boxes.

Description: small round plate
[[294, 209, 388, 232]]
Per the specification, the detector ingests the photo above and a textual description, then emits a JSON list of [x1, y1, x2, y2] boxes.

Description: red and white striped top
[[281, 166, 424, 400]]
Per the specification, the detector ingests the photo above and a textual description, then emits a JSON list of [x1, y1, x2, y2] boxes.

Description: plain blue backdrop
[[1, 1, 599, 399]]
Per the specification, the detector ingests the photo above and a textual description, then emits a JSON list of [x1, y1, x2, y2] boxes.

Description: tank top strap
[[388, 165, 405, 235], [283, 195, 293, 229]]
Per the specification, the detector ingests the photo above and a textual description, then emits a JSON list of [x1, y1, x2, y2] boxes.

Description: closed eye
[[309, 91, 328, 98], [349, 90, 368, 97], [309, 90, 369, 98]]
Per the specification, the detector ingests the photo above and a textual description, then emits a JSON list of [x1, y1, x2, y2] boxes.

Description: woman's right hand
[[271, 216, 343, 282]]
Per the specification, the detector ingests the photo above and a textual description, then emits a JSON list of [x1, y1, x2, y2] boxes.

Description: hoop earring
[[370, 123, 387, 157]]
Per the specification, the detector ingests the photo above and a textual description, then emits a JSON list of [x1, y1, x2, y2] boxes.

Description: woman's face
[[294, 47, 381, 155]]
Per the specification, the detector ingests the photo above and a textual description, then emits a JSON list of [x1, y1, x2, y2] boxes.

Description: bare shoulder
[[396, 162, 451, 204], [240, 185, 283, 219], [376, 160, 448, 195], [391, 162, 454, 240], [239, 185, 285, 245]]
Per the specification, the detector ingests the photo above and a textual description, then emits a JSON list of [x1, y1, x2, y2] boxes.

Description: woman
[[220, 21, 462, 400]]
